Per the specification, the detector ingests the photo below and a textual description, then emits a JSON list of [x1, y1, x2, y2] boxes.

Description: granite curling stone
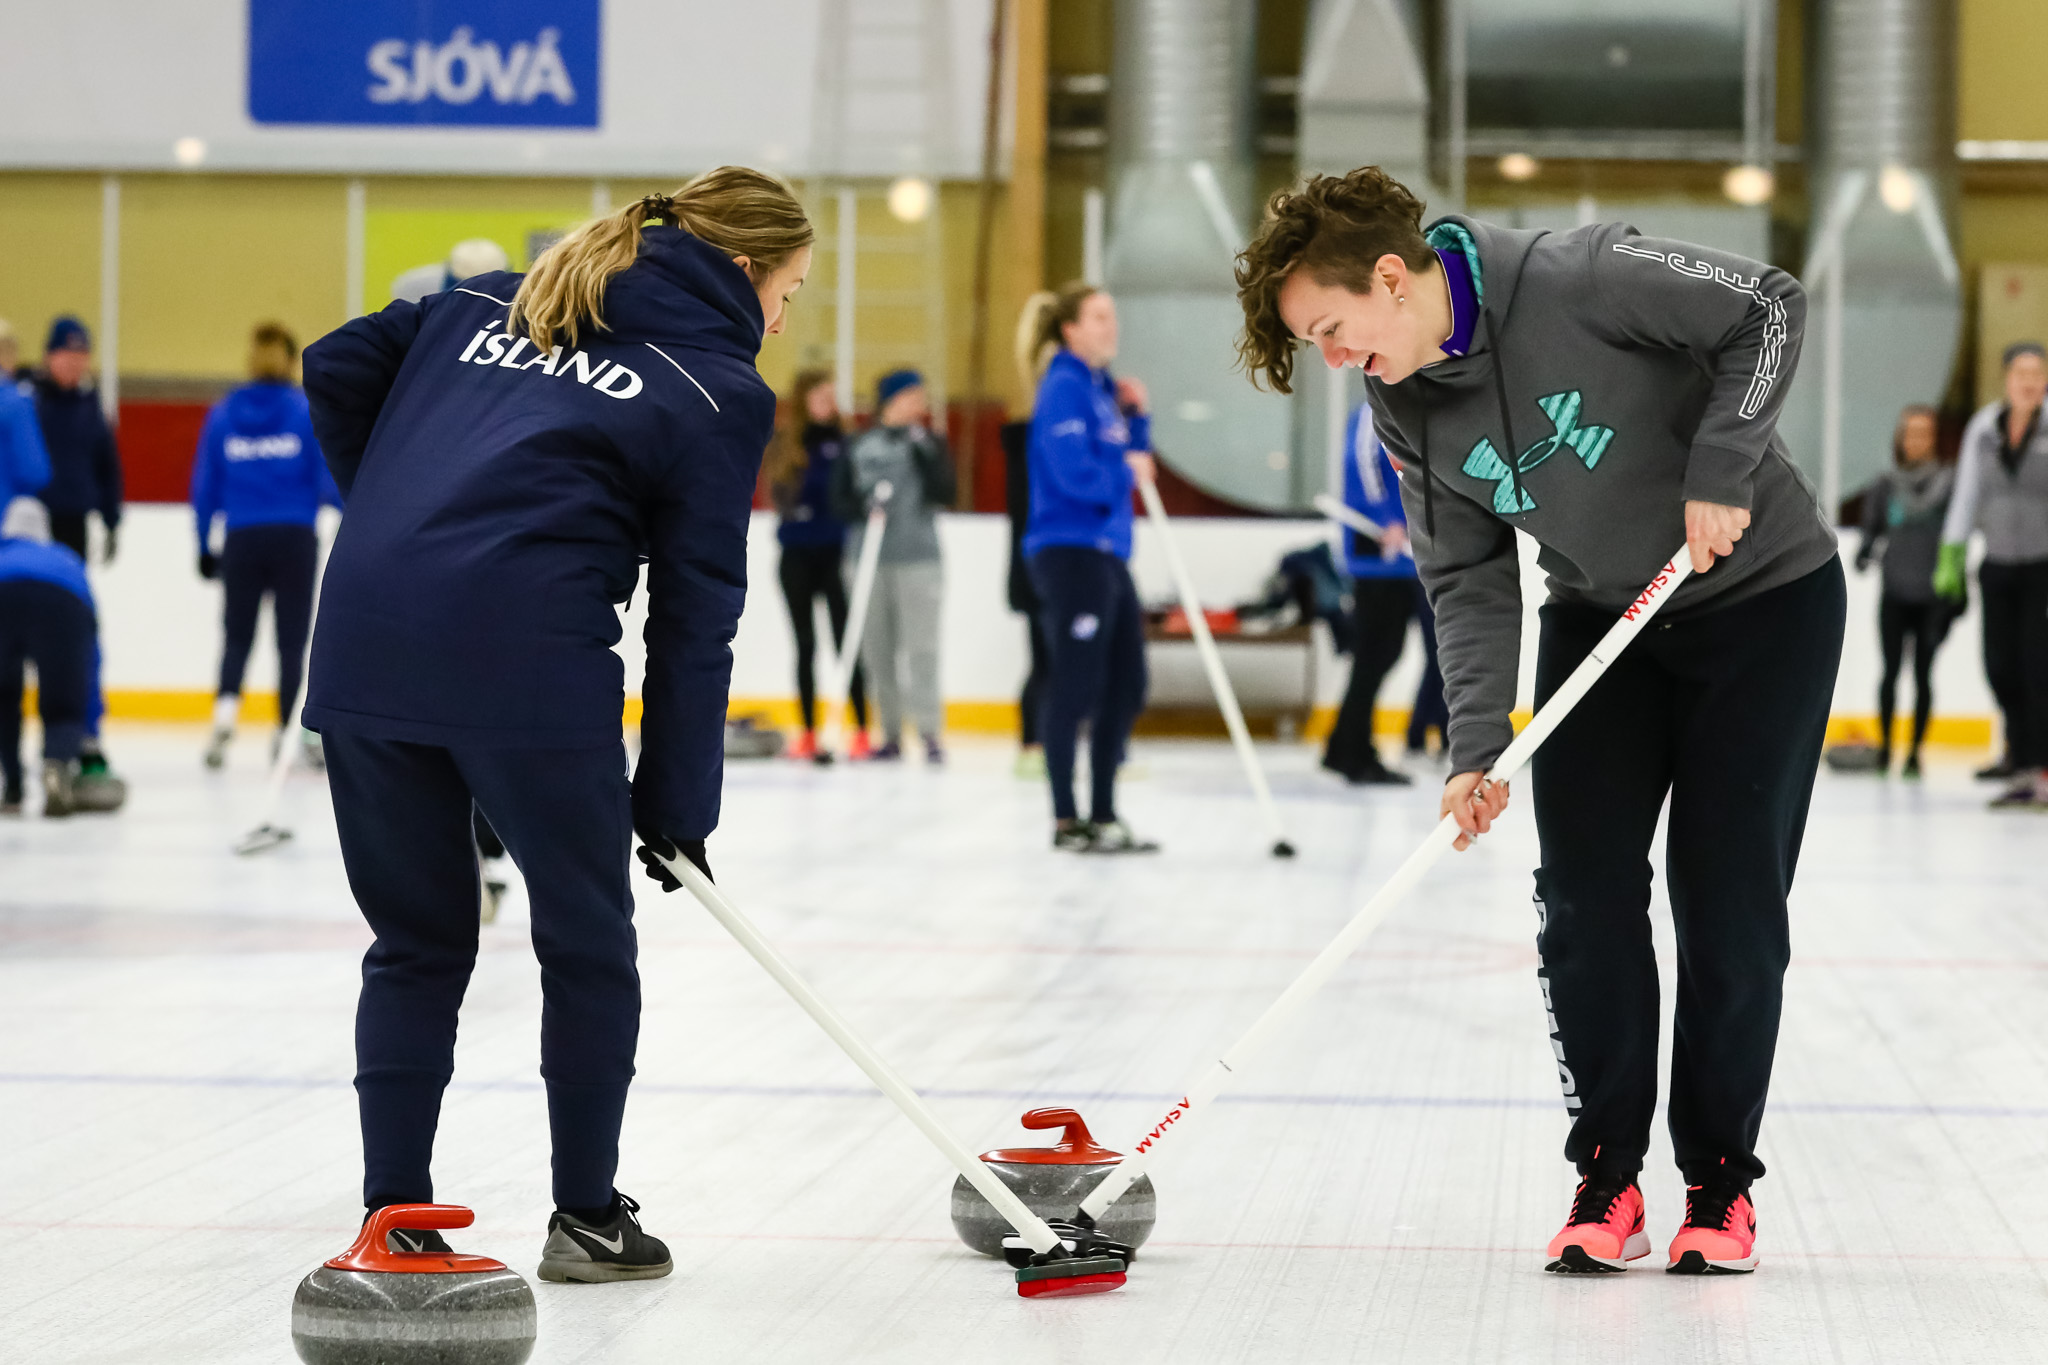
[[951, 1108, 1156, 1258], [291, 1203, 536, 1365]]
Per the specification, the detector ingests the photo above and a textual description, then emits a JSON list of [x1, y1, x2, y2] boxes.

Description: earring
[[1397, 295, 1406, 304]]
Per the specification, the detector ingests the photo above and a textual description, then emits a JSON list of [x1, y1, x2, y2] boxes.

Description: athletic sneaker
[[870, 739, 903, 762], [1544, 1174, 1649, 1273], [538, 1192, 672, 1283], [925, 738, 945, 765], [1667, 1182, 1758, 1274], [73, 755, 127, 813], [41, 760, 78, 818], [1901, 752, 1922, 780], [1976, 757, 2017, 781], [203, 726, 232, 770], [1988, 770, 2048, 810], [788, 729, 818, 762], [1052, 820, 1095, 852], [1085, 820, 1160, 855], [846, 730, 873, 761]]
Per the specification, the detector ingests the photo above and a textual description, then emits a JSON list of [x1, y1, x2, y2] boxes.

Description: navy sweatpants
[[1532, 560, 1844, 1188], [1030, 545, 1147, 823], [218, 522, 317, 726], [0, 581, 94, 795], [323, 731, 640, 1212]]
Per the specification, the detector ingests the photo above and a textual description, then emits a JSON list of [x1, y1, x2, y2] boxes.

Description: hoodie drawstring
[[1483, 304, 1527, 516]]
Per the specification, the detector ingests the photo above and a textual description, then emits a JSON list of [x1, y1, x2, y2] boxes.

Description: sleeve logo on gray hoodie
[[1461, 390, 1615, 515]]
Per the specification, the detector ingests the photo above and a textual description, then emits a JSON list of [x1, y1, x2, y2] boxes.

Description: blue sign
[[248, 1, 601, 128]]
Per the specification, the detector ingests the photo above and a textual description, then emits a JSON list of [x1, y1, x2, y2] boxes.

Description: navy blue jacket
[[1022, 349, 1150, 561], [190, 381, 342, 546], [301, 228, 776, 841], [31, 377, 122, 526], [772, 422, 850, 549]]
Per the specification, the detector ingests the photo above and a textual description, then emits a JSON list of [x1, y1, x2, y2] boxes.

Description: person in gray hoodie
[[1935, 341, 2048, 806], [1854, 404, 1956, 778], [832, 369, 956, 762], [1236, 167, 1844, 1277]]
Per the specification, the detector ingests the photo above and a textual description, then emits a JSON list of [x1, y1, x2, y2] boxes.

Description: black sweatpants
[[1878, 596, 1952, 756], [778, 542, 866, 733], [0, 581, 94, 795], [1407, 583, 1448, 751], [324, 730, 639, 1212], [1031, 545, 1147, 823], [1019, 610, 1051, 747], [1532, 560, 1844, 1187], [48, 512, 89, 561], [1978, 558, 2048, 769], [1324, 578, 1414, 778], [218, 523, 317, 727]]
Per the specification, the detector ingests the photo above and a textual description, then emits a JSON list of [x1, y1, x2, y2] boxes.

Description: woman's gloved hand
[[198, 551, 220, 580], [1933, 542, 1968, 602], [634, 822, 711, 890]]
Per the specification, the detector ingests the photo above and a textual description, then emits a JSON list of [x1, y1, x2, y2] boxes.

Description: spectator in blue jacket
[[764, 367, 867, 762], [1019, 283, 1158, 854], [0, 498, 97, 816], [193, 322, 342, 770], [32, 317, 122, 563], [1323, 402, 1443, 784], [300, 168, 811, 1280]]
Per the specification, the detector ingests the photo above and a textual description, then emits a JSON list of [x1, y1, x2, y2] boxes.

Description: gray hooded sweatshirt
[[1365, 217, 1839, 774], [1939, 400, 2048, 564]]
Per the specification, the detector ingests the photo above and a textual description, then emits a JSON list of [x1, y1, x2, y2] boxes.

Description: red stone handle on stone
[[325, 1203, 509, 1274], [1007, 1108, 1121, 1163]]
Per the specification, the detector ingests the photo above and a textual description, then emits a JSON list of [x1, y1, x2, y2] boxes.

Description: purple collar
[[1435, 246, 1478, 358]]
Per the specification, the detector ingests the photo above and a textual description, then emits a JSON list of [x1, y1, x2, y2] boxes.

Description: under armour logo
[[1461, 391, 1615, 515]]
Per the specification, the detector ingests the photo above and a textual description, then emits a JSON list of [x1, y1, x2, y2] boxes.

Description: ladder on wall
[[808, 0, 956, 417]]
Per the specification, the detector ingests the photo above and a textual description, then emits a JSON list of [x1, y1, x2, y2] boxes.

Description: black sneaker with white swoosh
[[538, 1192, 673, 1283]]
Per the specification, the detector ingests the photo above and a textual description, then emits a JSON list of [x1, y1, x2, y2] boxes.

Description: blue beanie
[[875, 368, 924, 411], [46, 316, 90, 354]]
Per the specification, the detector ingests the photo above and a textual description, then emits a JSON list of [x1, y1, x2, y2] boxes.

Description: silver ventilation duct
[[1104, 0, 1297, 510], [1786, 0, 1959, 513]]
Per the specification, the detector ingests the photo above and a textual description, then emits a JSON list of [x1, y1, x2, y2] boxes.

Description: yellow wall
[[1960, 0, 2048, 141], [0, 175, 102, 358], [120, 175, 349, 378]]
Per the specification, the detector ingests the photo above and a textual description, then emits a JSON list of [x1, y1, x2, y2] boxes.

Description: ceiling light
[[1721, 164, 1774, 207], [1497, 152, 1539, 182], [887, 176, 934, 223], [1878, 165, 1918, 213]]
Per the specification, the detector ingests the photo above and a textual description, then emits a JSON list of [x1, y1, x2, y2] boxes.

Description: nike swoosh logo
[[573, 1227, 626, 1254], [390, 1232, 427, 1252]]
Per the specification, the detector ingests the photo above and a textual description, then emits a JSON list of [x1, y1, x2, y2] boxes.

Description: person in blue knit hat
[[831, 366, 955, 762]]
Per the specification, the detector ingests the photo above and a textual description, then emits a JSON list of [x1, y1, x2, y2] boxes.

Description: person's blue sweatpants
[[322, 730, 640, 1212]]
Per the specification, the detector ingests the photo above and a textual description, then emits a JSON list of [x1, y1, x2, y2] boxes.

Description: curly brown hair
[[1233, 167, 1434, 394]]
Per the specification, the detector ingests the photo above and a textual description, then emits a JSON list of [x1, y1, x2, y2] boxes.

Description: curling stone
[[291, 1204, 536, 1365], [951, 1108, 1156, 1257]]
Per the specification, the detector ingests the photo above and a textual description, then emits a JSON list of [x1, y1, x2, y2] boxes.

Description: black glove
[[198, 551, 220, 580], [635, 823, 710, 890]]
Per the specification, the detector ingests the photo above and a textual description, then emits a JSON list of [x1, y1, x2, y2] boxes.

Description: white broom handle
[[1136, 474, 1288, 847], [821, 490, 891, 748], [1310, 492, 1386, 542], [669, 854, 1066, 1256], [247, 529, 329, 824], [1082, 550, 1695, 1219]]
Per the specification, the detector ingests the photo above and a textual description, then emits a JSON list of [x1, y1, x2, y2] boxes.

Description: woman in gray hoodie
[[1235, 167, 1843, 1279], [1854, 404, 1955, 778]]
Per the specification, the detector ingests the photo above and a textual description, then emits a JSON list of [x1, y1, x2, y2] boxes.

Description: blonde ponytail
[[507, 165, 813, 351], [1013, 281, 1101, 406]]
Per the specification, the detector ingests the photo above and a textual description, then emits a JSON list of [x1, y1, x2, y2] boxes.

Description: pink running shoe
[[1667, 1184, 1758, 1274], [1545, 1175, 1650, 1273]]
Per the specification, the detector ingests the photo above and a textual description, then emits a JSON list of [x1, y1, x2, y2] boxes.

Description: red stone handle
[[324, 1203, 508, 1274], [1019, 1107, 1116, 1160]]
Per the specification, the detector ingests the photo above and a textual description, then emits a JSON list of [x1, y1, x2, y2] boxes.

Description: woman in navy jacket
[[1019, 283, 1159, 854], [191, 322, 342, 770], [301, 168, 811, 1282]]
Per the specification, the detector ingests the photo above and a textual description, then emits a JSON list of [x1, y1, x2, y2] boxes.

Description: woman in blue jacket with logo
[[301, 168, 812, 1282], [191, 322, 341, 769], [1019, 283, 1158, 854]]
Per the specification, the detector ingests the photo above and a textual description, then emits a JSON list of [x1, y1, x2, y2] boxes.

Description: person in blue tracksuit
[[300, 169, 813, 1280], [192, 323, 342, 769], [0, 498, 96, 816], [0, 363, 51, 508], [1020, 283, 1159, 854], [1323, 401, 1445, 783]]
